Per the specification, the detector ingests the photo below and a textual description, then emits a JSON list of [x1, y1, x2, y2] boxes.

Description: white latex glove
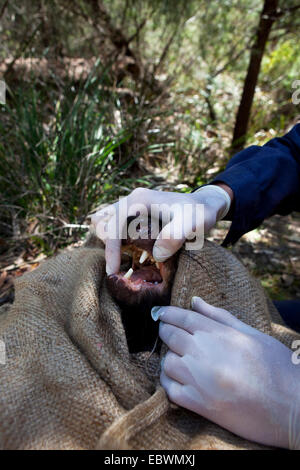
[[91, 185, 232, 275], [152, 297, 300, 449]]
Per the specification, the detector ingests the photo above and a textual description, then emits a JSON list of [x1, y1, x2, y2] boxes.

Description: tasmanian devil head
[[106, 216, 177, 309], [106, 216, 178, 352]]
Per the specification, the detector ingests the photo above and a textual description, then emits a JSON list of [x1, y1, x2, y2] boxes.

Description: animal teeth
[[155, 262, 160, 269], [139, 250, 148, 264], [124, 268, 133, 279]]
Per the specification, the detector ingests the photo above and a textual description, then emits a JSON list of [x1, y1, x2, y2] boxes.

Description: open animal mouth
[[107, 244, 174, 306], [106, 217, 177, 306], [113, 245, 164, 288]]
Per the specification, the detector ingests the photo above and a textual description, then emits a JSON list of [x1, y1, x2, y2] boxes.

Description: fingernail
[[191, 296, 199, 309], [151, 306, 164, 321], [153, 245, 171, 262], [106, 265, 114, 276], [160, 356, 166, 371]]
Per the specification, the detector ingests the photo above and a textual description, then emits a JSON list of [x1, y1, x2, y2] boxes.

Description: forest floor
[[1, 212, 299, 306], [210, 212, 300, 300]]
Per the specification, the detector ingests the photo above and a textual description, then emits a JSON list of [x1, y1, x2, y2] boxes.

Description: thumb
[[105, 238, 121, 275]]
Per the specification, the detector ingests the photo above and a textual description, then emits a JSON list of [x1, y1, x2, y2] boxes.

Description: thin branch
[[4, 23, 41, 78], [212, 45, 249, 78], [121, 0, 129, 27], [11, 224, 89, 241], [0, 0, 8, 20], [152, 26, 180, 77], [127, 18, 147, 44], [62, 224, 90, 229], [277, 3, 300, 16]]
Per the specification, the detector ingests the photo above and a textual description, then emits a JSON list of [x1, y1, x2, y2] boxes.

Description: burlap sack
[[0, 236, 299, 450]]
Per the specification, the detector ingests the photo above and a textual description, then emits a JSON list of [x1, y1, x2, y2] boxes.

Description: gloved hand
[[91, 185, 232, 275], [152, 297, 300, 449]]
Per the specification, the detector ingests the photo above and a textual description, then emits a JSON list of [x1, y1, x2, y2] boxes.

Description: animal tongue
[[130, 266, 162, 283]]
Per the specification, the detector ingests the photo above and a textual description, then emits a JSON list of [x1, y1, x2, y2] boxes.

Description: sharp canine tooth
[[139, 250, 148, 264], [124, 268, 133, 279], [156, 262, 160, 269]]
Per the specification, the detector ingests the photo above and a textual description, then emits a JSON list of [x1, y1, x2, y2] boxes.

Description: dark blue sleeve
[[211, 124, 300, 246]]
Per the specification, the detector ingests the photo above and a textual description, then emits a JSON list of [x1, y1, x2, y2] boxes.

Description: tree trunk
[[231, 0, 279, 152]]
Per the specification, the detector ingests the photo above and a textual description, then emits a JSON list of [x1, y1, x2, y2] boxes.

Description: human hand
[[91, 185, 232, 275], [152, 297, 300, 449]]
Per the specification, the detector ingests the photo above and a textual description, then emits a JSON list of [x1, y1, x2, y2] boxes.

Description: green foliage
[[1, 0, 300, 255], [0, 71, 152, 249], [262, 39, 300, 88]]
